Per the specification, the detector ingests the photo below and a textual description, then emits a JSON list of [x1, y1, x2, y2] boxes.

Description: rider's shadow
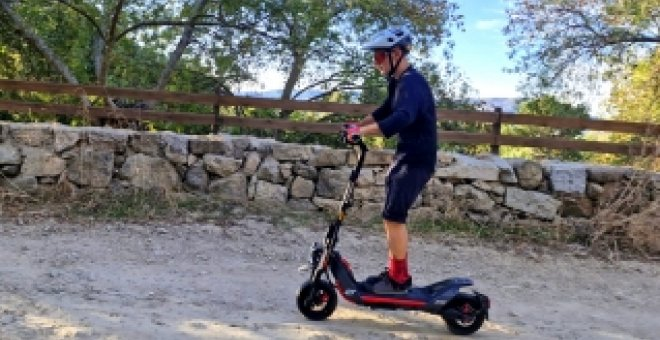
[[326, 306, 453, 336], [321, 306, 515, 339]]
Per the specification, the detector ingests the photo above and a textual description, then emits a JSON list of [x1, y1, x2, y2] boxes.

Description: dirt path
[[0, 217, 658, 339]]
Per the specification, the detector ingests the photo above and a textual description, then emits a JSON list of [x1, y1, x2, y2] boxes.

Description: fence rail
[[0, 79, 658, 156]]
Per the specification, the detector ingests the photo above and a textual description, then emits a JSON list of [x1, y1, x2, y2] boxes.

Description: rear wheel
[[442, 296, 486, 336], [296, 280, 337, 321]]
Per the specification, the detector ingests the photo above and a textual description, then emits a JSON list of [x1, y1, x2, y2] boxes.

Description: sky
[[237, 0, 524, 101], [443, 0, 611, 115], [445, 0, 522, 98], [236, 0, 612, 114], [230, 0, 618, 117]]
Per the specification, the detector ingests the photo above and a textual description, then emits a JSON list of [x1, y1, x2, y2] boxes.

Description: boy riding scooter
[[346, 26, 437, 294], [296, 26, 489, 336]]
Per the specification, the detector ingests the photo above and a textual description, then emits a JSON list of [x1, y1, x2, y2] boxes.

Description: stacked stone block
[[0, 122, 657, 227]]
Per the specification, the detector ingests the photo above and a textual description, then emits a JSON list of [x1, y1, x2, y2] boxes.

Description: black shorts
[[382, 163, 434, 223]]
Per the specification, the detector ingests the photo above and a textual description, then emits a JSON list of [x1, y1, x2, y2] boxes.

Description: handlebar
[[340, 129, 368, 182]]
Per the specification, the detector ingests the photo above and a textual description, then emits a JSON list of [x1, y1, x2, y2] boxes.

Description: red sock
[[388, 256, 410, 284]]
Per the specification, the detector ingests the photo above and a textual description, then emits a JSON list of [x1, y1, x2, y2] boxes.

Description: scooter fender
[[427, 278, 474, 306]]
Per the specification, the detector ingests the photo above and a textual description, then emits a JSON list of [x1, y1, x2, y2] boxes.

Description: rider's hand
[[343, 123, 361, 141]]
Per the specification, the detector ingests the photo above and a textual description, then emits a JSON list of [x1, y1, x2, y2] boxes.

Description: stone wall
[[1, 122, 658, 227]]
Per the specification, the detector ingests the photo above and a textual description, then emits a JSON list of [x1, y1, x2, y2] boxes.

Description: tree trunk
[[1, 1, 78, 84], [154, 0, 209, 91], [96, 0, 125, 109], [92, 34, 104, 82], [0, 1, 89, 106], [280, 51, 305, 119], [98, 0, 124, 88], [148, 0, 210, 108]]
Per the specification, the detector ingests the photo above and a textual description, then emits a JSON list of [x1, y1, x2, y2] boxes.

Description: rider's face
[[373, 50, 388, 64], [373, 49, 390, 75], [373, 48, 401, 75]]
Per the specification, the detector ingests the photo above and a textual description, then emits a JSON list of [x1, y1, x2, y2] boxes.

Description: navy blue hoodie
[[372, 67, 437, 170]]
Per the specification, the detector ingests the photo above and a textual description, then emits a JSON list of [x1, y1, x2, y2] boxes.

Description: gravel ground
[[0, 217, 658, 339]]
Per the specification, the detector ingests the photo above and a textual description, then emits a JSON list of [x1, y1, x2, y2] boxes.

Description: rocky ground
[[0, 214, 658, 340]]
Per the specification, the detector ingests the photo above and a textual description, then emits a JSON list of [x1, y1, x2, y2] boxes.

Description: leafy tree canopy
[[504, 0, 660, 96], [609, 47, 660, 124]]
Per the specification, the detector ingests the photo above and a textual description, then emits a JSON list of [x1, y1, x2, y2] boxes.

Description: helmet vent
[[362, 27, 412, 51]]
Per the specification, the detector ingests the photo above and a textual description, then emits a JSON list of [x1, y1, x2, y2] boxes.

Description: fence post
[[491, 107, 502, 155], [212, 87, 221, 134]]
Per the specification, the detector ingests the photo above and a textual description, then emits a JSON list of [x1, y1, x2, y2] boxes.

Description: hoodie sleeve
[[371, 78, 397, 121], [375, 78, 419, 138], [371, 100, 391, 121]]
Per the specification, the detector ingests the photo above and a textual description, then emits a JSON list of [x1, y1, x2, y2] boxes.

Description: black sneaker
[[361, 270, 412, 294], [363, 269, 389, 286], [357, 269, 388, 292]]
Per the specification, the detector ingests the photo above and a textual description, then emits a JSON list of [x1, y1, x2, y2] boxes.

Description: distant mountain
[[236, 89, 323, 101], [471, 98, 519, 113], [237, 90, 519, 113]]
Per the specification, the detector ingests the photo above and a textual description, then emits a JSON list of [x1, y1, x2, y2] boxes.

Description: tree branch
[[0, 1, 78, 84], [305, 85, 366, 102], [211, 14, 289, 44], [117, 19, 189, 40], [292, 64, 368, 99], [604, 35, 660, 45], [54, 0, 105, 41], [107, 0, 125, 44], [212, 3, 290, 44], [150, 0, 210, 106], [0, 0, 88, 106]]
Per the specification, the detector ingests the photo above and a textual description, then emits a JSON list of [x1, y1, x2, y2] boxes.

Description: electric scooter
[[296, 135, 490, 336]]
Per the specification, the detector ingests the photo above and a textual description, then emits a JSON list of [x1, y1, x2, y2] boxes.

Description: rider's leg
[[385, 219, 408, 259], [364, 163, 430, 292], [385, 219, 410, 284]]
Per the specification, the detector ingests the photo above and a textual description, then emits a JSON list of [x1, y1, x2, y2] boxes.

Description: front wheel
[[296, 280, 337, 321], [441, 296, 486, 336]]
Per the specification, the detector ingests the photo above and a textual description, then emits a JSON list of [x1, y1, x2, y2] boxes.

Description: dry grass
[[2, 164, 657, 261], [590, 169, 659, 260]]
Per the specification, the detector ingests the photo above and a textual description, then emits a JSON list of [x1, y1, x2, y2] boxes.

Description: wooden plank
[[0, 79, 375, 115], [0, 100, 216, 124], [437, 110, 499, 123], [439, 110, 659, 135], [439, 130, 657, 156], [439, 131, 494, 144], [0, 100, 339, 133], [499, 113, 660, 135], [2, 80, 659, 135], [218, 116, 340, 134], [0, 98, 656, 156]]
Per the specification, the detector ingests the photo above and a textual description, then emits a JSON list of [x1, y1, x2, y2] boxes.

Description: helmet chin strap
[[386, 51, 404, 81]]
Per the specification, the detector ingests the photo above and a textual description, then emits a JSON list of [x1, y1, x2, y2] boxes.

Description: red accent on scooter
[[334, 282, 358, 304], [340, 258, 352, 271], [360, 295, 426, 308]]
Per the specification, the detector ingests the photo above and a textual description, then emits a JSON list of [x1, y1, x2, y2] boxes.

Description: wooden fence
[[0, 79, 658, 156]]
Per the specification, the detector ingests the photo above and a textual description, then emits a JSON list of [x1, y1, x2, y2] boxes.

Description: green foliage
[[214, 0, 464, 104], [409, 217, 483, 236], [0, 0, 478, 155], [592, 48, 660, 170], [71, 188, 175, 220], [504, 0, 660, 96], [501, 95, 589, 161], [66, 188, 239, 222], [609, 48, 660, 125], [409, 215, 571, 245]]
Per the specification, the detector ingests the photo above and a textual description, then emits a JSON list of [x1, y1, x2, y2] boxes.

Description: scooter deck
[[350, 277, 474, 309]]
